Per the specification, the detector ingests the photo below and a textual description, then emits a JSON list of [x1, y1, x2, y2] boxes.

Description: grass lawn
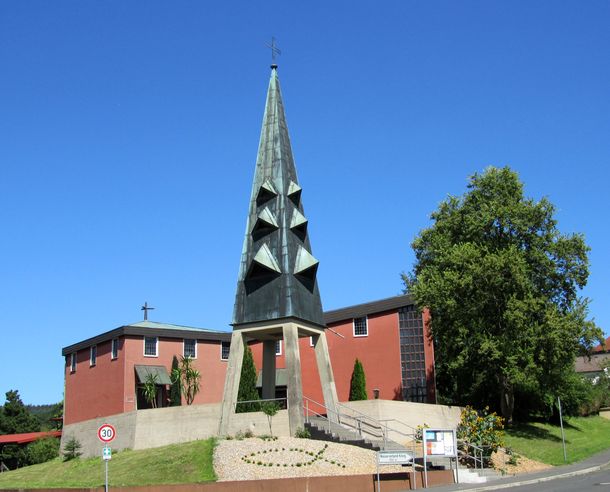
[[505, 416, 610, 466], [0, 438, 217, 489]]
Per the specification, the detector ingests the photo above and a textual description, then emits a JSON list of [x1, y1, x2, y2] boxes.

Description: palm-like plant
[[171, 356, 201, 405], [142, 373, 159, 408]]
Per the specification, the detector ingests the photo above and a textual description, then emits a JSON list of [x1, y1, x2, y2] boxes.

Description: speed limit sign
[[98, 424, 116, 443]]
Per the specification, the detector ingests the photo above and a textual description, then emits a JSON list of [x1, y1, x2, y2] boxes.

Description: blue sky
[[1, 1, 608, 405]]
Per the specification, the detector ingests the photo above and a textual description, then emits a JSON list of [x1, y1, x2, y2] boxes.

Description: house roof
[[61, 320, 231, 356], [0, 431, 61, 445], [593, 336, 610, 353], [575, 352, 610, 373], [323, 294, 415, 325], [61, 295, 418, 356]]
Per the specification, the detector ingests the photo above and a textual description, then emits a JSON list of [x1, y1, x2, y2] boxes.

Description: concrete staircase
[[304, 416, 406, 451]]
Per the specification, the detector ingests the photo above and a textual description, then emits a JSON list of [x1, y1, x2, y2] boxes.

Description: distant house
[[62, 295, 436, 426], [575, 336, 610, 380]]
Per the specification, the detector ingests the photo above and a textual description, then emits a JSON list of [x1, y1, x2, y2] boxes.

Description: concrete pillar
[[313, 332, 339, 422], [262, 340, 277, 400], [283, 323, 304, 434], [218, 330, 245, 436]]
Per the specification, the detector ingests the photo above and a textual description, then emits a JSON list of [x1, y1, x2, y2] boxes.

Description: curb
[[454, 463, 608, 491]]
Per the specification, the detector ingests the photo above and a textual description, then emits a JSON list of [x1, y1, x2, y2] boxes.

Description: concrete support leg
[[262, 340, 277, 400], [283, 323, 304, 435], [218, 330, 245, 436], [313, 332, 339, 422]]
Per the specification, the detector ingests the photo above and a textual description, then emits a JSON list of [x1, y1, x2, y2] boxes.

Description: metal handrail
[[457, 440, 490, 469], [233, 397, 287, 410], [303, 397, 418, 450]]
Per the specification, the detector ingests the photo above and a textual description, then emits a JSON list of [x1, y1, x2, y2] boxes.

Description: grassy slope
[[505, 416, 610, 466], [0, 438, 216, 489]]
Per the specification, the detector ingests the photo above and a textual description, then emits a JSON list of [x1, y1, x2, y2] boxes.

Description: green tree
[[236, 346, 261, 412], [62, 436, 82, 461], [405, 167, 603, 423], [261, 401, 280, 436], [0, 390, 40, 434], [169, 356, 182, 406], [0, 390, 40, 469], [26, 437, 60, 464], [349, 359, 367, 401], [171, 356, 201, 405]]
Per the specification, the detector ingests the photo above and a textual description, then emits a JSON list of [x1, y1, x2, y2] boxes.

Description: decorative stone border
[[240, 443, 347, 468]]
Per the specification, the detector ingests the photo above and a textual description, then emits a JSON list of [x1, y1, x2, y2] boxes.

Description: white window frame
[[90, 346, 97, 366], [220, 341, 230, 361], [275, 340, 282, 356], [353, 316, 369, 337], [111, 338, 119, 360], [144, 336, 158, 357], [183, 339, 197, 359], [70, 353, 77, 372]]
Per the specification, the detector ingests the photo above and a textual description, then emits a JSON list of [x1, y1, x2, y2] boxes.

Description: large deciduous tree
[[404, 167, 603, 423]]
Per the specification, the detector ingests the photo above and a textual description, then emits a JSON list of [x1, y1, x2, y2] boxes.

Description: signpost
[[376, 450, 415, 491], [422, 429, 457, 488], [98, 424, 116, 492]]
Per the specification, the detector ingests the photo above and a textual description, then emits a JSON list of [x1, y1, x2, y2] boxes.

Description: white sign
[[98, 424, 116, 443], [424, 429, 456, 457], [378, 450, 413, 465], [102, 446, 112, 461]]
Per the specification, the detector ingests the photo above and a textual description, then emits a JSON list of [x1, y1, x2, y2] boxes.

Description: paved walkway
[[423, 448, 610, 491]]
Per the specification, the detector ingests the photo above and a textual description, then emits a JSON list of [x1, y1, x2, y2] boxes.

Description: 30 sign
[[97, 424, 116, 443]]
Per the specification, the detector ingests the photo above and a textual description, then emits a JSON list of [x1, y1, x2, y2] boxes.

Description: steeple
[[233, 66, 325, 327]]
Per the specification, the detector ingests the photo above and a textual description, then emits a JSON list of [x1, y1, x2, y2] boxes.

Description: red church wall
[[64, 338, 126, 426], [326, 311, 403, 401], [249, 310, 404, 405], [65, 335, 229, 425]]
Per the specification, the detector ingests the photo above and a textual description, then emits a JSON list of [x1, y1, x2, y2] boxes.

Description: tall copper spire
[[232, 66, 324, 327]]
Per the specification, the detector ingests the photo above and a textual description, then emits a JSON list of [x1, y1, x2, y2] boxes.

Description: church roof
[[61, 320, 231, 356], [232, 66, 325, 327]]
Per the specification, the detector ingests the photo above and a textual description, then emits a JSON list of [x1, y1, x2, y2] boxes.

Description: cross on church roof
[[141, 302, 155, 321], [266, 36, 281, 67]]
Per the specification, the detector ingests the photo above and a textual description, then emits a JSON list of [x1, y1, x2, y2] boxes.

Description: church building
[[61, 62, 436, 427]]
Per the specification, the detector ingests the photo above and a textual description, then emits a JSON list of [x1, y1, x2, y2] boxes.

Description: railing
[[303, 397, 418, 452], [233, 397, 287, 412], [457, 440, 494, 469]]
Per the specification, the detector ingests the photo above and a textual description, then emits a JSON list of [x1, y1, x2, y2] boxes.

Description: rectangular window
[[275, 340, 282, 356], [144, 337, 158, 357], [220, 341, 230, 360], [353, 316, 368, 337], [70, 353, 77, 372], [184, 339, 197, 358], [90, 346, 97, 366], [111, 338, 119, 360]]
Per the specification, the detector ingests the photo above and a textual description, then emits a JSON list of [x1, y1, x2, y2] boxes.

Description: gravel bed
[[214, 437, 411, 481]]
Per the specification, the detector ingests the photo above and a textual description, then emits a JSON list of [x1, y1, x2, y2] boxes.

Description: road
[[507, 466, 610, 491]]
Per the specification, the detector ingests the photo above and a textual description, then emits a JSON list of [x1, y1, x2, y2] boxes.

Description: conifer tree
[[236, 346, 260, 412], [169, 356, 182, 406], [349, 359, 368, 401]]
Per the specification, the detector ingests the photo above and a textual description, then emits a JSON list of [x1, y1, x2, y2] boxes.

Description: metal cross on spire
[[141, 301, 155, 321], [266, 36, 281, 67]]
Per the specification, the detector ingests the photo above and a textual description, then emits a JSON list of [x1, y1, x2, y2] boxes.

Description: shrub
[[457, 406, 504, 466], [295, 427, 311, 438], [26, 437, 59, 465], [62, 437, 82, 461]]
